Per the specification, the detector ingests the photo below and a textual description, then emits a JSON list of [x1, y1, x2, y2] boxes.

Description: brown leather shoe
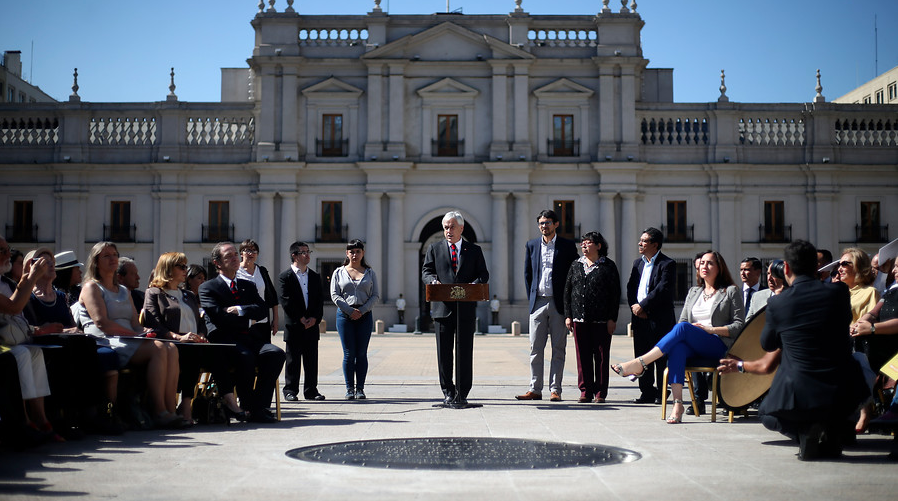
[[550, 392, 562, 402], [593, 396, 605, 403], [578, 395, 590, 403], [515, 391, 542, 400]]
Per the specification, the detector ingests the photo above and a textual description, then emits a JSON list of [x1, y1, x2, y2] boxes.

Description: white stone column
[[599, 191, 617, 256], [365, 66, 383, 157], [280, 192, 298, 266], [597, 65, 616, 152], [619, 192, 638, 270], [280, 66, 298, 159], [512, 192, 531, 303], [513, 65, 530, 150], [388, 63, 405, 145], [491, 66, 508, 151], [620, 68, 637, 146], [490, 191, 509, 302], [365, 192, 384, 300], [257, 192, 276, 272], [386, 192, 405, 302]]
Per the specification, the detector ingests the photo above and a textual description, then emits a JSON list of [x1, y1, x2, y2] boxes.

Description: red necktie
[[229, 279, 241, 302], [450, 243, 458, 273]]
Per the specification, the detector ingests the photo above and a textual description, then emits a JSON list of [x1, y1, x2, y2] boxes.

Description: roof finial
[[69, 68, 80, 102], [258, 1, 265, 13], [718, 69, 729, 103], [630, 1, 637, 12], [514, 0, 523, 13], [167, 67, 178, 101], [620, 0, 628, 13], [373, 0, 382, 12], [285, 0, 295, 13], [268, 0, 277, 13], [602, 0, 611, 14], [814, 69, 826, 103]]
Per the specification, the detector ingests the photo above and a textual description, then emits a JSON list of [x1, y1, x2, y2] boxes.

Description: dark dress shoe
[[305, 393, 326, 401], [798, 423, 826, 461], [225, 407, 248, 422], [451, 398, 469, 408], [685, 400, 706, 416], [631, 395, 655, 404], [248, 409, 277, 423], [654, 397, 662, 405], [284, 392, 299, 402]]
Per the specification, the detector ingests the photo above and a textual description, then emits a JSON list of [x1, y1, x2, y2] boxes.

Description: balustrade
[[0, 116, 59, 145], [640, 117, 708, 145], [738, 117, 805, 146], [299, 28, 368, 47], [527, 29, 598, 48], [834, 117, 898, 146]]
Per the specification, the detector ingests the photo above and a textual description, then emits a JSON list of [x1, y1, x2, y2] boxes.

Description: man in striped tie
[[422, 210, 489, 408]]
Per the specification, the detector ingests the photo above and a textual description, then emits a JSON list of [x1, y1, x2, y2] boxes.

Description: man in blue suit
[[626, 227, 677, 404], [516, 210, 578, 402]]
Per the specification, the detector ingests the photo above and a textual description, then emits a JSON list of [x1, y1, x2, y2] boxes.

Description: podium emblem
[[449, 286, 467, 300]]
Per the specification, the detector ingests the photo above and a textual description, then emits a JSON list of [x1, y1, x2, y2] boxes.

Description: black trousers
[[221, 339, 285, 411], [631, 316, 668, 399], [434, 309, 475, 401], [283, 330, 320, 398], [175, 343, 238, 399]]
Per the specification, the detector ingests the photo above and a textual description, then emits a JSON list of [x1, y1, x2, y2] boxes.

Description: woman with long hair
[[613, 250, 745, 423], [78, 242, 184, 428], [330, 239, 379, 400]]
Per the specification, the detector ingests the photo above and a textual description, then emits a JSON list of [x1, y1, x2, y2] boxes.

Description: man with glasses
[[278, 242, 325, 401], [516, 210, 578, 402]]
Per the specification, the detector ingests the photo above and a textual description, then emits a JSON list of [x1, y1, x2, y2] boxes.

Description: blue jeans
[[336, 310, 373, 389], [655, 322, 727, 385]]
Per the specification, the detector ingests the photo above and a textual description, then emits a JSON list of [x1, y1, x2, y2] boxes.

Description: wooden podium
[[425, 283, 489, 303], [425, 283, 489, 409]]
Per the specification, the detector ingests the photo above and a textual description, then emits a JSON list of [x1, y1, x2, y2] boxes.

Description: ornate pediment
[[362, 22, 534, 61], [301, 77, 364, 100], [417, 78, 480, 100], [533, 78, 595, 99]]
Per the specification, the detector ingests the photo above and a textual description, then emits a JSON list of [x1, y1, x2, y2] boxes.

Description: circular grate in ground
[[286, 437, 641, 470]]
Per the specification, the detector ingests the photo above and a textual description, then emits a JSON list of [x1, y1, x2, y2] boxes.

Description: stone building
[[2, 0, 896, 330], [0, 50, 56, 104], [834, 64, 898, 105]]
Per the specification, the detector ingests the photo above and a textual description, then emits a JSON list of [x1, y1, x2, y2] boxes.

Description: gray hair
[[442, 210, 464, 227], [117, 256, 136, 276]]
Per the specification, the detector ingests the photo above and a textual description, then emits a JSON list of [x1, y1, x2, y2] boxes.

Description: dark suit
[[199, 275, 285, 412], [278, 267, 324, 398], [626, 252, 677, 400], [422, 239, 489, 402], [759, 276, 869, 438], [523, 235, 578, 395]]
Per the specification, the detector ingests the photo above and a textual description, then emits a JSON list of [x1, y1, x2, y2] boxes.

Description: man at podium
[[422, 210, 490, 407]]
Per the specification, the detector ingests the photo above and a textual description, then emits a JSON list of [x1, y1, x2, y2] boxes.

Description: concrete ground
[[1, 331, 896, 500]]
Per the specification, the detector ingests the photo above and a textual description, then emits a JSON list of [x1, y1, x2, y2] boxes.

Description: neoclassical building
[[2, 0, 896, 330]]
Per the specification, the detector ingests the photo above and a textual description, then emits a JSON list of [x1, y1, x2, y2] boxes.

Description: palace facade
[[2, 1, 896, 330]]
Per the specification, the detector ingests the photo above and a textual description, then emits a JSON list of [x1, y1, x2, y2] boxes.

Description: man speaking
[[422, 210, 489, 408]]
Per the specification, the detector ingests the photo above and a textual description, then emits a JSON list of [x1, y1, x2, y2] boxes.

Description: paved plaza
[[1, 331, 895, 500]]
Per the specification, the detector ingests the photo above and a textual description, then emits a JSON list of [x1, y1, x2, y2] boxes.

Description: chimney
[[3, 51, 23, 77]]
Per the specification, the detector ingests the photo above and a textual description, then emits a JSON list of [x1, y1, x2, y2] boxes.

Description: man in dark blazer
[[199, 241, 286, 423], [516, 209, 578, 402], [722, 240, 869, 460], [626, 227, 677, 404], [422, 210, 489, 407], [278, 241, 325, 401]]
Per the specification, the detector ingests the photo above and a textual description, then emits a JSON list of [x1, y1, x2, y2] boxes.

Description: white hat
[[817, 260, 839, 274], [878, 238, 898, 265], [54, 250, 83, 270]]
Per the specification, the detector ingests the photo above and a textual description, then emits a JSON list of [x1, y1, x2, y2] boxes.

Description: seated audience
[[720, 241, 869, 460], [78, 241, 184, 428], [613, 250, 744, 424], [0, 236, 62, 443], [143, 252, 244, 423], [53, 250, 83, 307]]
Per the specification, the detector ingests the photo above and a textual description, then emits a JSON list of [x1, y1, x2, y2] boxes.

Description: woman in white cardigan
[[613, 250, 745, 423]]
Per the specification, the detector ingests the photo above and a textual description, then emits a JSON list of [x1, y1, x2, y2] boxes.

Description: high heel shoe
[[666, 399, 684, 424], [611, 357, 648, 381], [224, 406, 248, 422]]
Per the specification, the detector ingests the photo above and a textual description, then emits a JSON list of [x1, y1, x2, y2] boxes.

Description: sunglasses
[[838, 261, 853, 268], [175, 263, 188, 270]]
